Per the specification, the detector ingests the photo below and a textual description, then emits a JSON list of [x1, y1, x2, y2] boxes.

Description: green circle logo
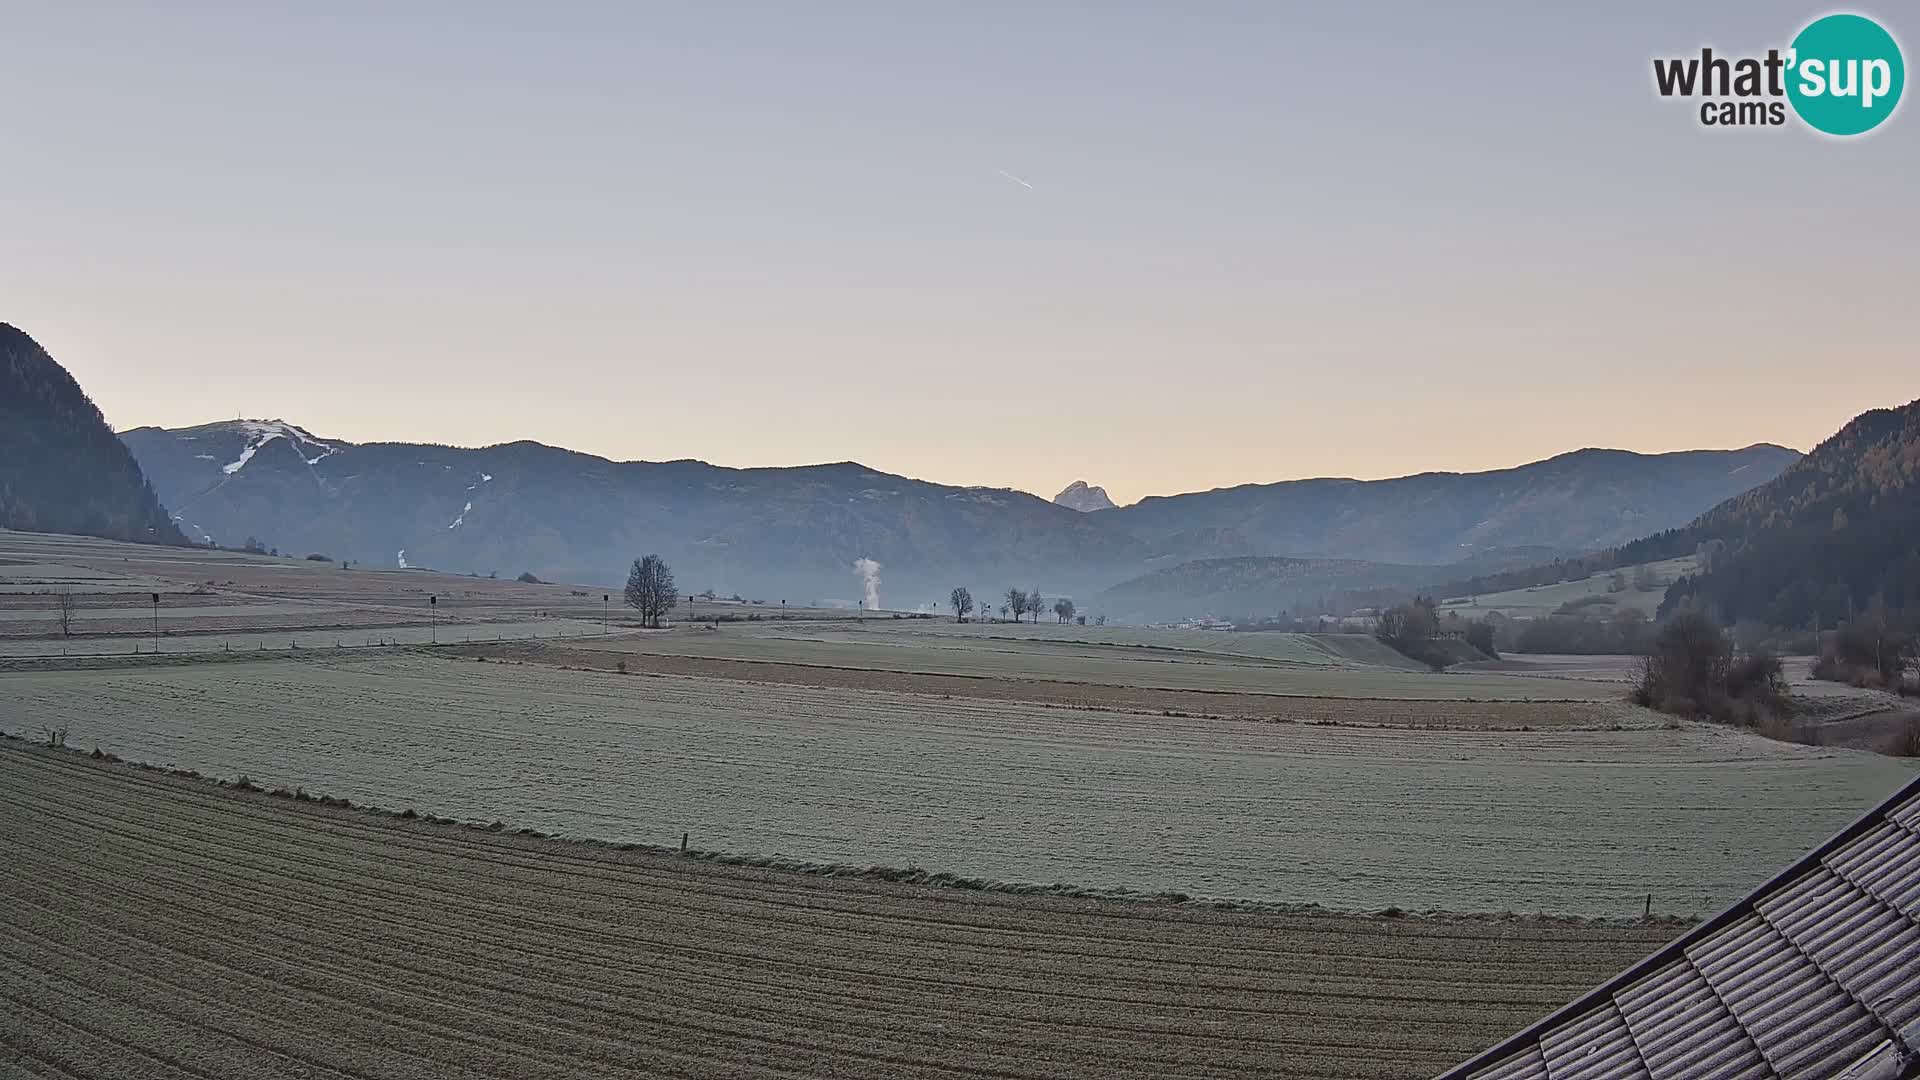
[[1787, 13, 1905, 136]]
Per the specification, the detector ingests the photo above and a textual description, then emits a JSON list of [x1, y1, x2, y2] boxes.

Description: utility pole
[[603, 594, 609, 634], [429, 594, 437, 644], [150, 592, 160, 653]]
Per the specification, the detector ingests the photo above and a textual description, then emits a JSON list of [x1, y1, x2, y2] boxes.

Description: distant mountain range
[[120, 416, 1799, 611], [1103, 445, 1801, 566], [0, 324, 184, 545], [122, 420, 1142, 605]]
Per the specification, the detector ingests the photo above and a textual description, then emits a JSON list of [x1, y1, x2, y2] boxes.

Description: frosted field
[[870, 621, 1431, 666], [570, 624, 1616, 700], [0, 743, 1674, 1080], [5, 653, 1910, 917], [1439, 556, 1700, 619]]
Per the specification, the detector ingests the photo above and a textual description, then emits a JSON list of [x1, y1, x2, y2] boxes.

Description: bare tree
[[1006, 588, 1028, 622], [949, 587, 974, 622], [624, 554, 679, 629], [55, 592, 75, 638], [998, 604, 1009, 621], [1053, 598, 1075, 624], [1028, 588, 1044, 624], [1094, 614, 1106, 626]]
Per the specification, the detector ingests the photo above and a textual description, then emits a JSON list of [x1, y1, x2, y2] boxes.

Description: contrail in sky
[[997, 169, 1034, 189]]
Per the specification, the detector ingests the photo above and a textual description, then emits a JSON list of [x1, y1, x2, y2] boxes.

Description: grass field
[[0, 529, 860, 639], [565, 624, 1616, 701], [0, 742, 1679, 1080], [463, 640, 1647, 729], [5, 652, 1910, 916], [1437, 556, 1698, 619], [5, 529, 1916, 1077], [872, 621, 1432, 666]]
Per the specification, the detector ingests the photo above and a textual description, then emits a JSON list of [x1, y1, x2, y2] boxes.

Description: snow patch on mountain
[[219, 420, 337, 476]]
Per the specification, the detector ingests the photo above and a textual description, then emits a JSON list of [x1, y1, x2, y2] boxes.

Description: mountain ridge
[[122, 416, 1801, 612], [1106, 443, 1801, 566]]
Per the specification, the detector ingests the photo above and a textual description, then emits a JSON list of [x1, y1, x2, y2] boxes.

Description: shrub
[[304, 553, 330, 562], [1898, 716, 1920, 758], [1631, 614, 1785, 728], [1726, 648, 1787, 702], [1817, 611, 1919, 690], [516, 571, 543, 584], [1376, 597, 1452, 669], [1466, 619, 1499, 660]]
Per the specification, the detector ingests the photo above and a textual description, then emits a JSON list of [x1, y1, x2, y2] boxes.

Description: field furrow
[[0, 742, 1672, 1080]]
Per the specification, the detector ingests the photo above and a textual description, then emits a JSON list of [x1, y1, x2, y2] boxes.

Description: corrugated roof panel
[[1827, 821, 1920, 918], [1467, 1043, 1550, 1080], [1434, 774, 1920, 1080], [1689, 914, 1887, 1078], [1763, 866, 1920, 997], [1889, 791, 1920, 829], [1765, 870, 1889, 968], [1762, 865, 1853, 929], [1538, 999, 1649, 1080], [1614, 959, 1772, 1080]]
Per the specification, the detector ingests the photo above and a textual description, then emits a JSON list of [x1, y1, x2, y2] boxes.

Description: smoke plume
[[852, 557, 881, 609]]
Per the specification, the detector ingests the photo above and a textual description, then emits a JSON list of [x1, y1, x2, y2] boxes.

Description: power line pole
[[429, 594, 437, 644], [150, 592, 160, 653]]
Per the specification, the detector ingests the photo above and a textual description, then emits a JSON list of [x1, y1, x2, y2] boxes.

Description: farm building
[[1439, 773, 1920, 1079]]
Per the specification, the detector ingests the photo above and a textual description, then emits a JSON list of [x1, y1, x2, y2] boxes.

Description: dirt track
[[0, 742, 1674, 1080]]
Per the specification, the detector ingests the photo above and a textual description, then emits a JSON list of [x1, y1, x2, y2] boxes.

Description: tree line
[[947, 586, 1089, 625]]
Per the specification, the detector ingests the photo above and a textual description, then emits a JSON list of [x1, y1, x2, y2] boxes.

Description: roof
[[1437, 771, 1920, 1080]]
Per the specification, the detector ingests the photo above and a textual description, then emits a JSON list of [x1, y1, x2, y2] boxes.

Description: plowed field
[[0, 743, 1674, 1080]]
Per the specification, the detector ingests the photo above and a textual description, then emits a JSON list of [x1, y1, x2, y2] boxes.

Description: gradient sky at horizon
[[4, 2, 1915, 504]]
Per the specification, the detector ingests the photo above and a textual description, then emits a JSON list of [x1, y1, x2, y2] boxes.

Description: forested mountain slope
[[0, 324, 184, 545]]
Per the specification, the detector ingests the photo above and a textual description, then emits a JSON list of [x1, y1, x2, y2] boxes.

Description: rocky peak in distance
[[1054, 480, 1116, 512]]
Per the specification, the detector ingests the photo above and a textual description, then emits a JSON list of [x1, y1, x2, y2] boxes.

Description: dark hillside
[[1650, 398, 1920, 626], [0, 324, 185, 545]]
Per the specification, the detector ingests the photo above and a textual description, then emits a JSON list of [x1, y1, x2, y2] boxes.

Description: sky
[[3, 2, 1915, 505]]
